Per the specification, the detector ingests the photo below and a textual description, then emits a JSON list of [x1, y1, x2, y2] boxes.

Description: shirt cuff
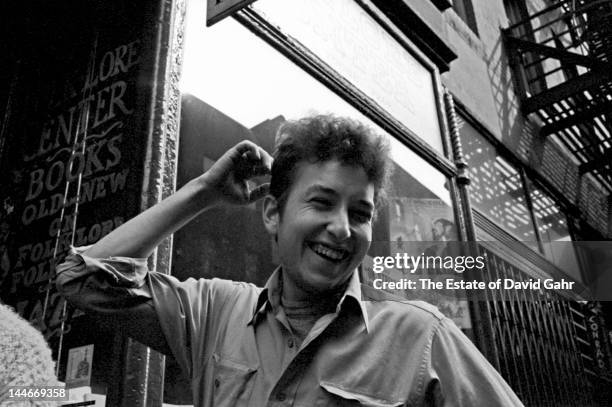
[[57, 245, 149, 288]]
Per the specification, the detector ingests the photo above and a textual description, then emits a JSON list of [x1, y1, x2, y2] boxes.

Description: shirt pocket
[[317, 382, 405, 407], [211, 353, 257, 407]]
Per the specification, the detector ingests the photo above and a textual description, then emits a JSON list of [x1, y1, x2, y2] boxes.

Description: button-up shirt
[[57, 247, 523, 406]]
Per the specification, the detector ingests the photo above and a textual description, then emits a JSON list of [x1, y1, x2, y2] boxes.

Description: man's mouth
[[307, 242, 349, 263]]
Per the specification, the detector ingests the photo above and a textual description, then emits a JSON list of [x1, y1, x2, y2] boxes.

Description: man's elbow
[[55, 257, 97, 313], [55, 268, 86, 311]]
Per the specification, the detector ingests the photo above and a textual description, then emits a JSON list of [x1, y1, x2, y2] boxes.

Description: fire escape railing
[[502, 0, 612, 191]]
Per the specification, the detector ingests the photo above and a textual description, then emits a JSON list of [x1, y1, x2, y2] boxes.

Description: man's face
[[433, 221, 445, 240], [264, 160, 375, 301]]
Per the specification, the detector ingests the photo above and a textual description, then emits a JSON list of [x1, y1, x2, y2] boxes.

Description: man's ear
[[262, 195, 280, 236]]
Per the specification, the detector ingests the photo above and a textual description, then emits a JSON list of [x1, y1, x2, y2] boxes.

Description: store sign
[[587, 314, 606, 370], [586, 303, 612, 376], [207, 0, 257, 26], [0, 34, 144, 351]]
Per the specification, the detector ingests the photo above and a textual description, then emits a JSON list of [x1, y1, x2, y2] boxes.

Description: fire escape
[[503, 0, 612, 192]]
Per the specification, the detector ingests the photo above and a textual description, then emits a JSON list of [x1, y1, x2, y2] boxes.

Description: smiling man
[[57, 115, 523, 406]]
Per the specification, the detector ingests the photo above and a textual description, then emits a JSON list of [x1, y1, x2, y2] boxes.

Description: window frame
[[453, 101, 591, 283], [234, 4, 457, 176], [233, 1, 468, 246], [452, 0, 479, 36]]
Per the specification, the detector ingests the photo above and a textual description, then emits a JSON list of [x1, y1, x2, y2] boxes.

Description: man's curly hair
[[270, 114, 392, 213]]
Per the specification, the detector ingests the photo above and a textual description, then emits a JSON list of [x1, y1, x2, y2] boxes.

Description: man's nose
[[327, 209, 351, 241]]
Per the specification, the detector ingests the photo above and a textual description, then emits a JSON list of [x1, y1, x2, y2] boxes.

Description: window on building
[[457, 115, 537, 245], [179, 0, 461, 299], [452, 0, 479, 35], [526, 180, 582, 282], [457, 112, 584, 282], [364, 136, 469, 331], [169, 3, 467, 403], [252, 0, 446, 154]]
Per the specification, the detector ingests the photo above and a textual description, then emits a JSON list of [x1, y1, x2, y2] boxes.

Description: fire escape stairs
[[502, 0, 612, 190]]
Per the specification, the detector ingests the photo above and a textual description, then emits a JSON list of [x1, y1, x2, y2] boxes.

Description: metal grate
[[480, 245, 596, 406]]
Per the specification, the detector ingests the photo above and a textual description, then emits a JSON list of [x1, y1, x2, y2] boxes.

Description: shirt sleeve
[[55, 246, 244, 380], [55, 246, 171, 355], [425, 318, 524, 407], [55, 246, 152, 312]]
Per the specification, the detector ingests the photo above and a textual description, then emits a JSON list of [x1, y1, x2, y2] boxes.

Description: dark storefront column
[[0, 0, 185, 405], [116, 0, 185, 405]]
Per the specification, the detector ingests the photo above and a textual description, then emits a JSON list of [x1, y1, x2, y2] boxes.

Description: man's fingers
[[234, 140, 260, 158], [231, 141, 273, 180], [253, 159, 272, 176], [243, 150, 260, 162], [248, 183, 270, 203], [260, 149, 273, 173], [248, 149, 273, 175], [234, 142, 272, 166]]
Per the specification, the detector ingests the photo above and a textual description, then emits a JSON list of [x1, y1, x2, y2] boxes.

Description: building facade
[[1, 0, 611, 405]]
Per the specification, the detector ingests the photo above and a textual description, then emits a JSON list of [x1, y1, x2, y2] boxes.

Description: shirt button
[[276, 392, 286, 401], [214, 378, 220, 388], [288, 338, 294, 348]]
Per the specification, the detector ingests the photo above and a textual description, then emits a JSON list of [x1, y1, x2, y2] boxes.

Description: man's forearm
[[84, 176, 216, 259], [82, 140, 271, 259]]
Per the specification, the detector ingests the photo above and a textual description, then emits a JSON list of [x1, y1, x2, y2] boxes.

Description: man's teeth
[[311, 243, 346, 260]]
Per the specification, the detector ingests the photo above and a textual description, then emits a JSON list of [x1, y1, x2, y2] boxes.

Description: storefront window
[[179, 3, 457, 285], [527, 181, 582, 281], [171, 3, 463, 403], [250, 0, 445, 153], [179, 0, 466, 298], [365, 138, 469, 331], [457, 114, 537, 244], [457, 113, 584, 282], [180, 7, 458, 285]]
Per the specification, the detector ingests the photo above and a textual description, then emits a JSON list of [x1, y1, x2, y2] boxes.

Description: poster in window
[[66, 344, 94, 388]]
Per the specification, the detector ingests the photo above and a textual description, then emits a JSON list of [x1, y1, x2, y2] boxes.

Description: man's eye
[[311, 198, 332, 206], [351, 211, 372, 223]]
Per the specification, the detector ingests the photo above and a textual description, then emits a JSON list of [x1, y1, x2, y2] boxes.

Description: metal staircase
[[503, 0, 612, 191]]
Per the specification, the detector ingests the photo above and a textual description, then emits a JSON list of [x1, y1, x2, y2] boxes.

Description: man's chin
[[304, 271, 353, 295]]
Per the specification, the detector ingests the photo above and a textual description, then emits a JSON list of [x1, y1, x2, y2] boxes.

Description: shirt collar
[[248, 267, 370, 333]]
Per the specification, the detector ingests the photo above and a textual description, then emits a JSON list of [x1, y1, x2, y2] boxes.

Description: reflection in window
[[364, 141, 470, 332], [251, 0, 444, 153], [180, 3, 459, 287], [457, 115, 537, 244], [169, 2, 465, 404], [453, 0, 479, 35], [527, 181, 582, 282], [458, 113, 583, 281], [177, 0, 466, 346]]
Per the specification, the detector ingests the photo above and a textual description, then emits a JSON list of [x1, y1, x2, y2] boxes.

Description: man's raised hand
[[79, 141, 272, 259], [200, 141, 273, 206]]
